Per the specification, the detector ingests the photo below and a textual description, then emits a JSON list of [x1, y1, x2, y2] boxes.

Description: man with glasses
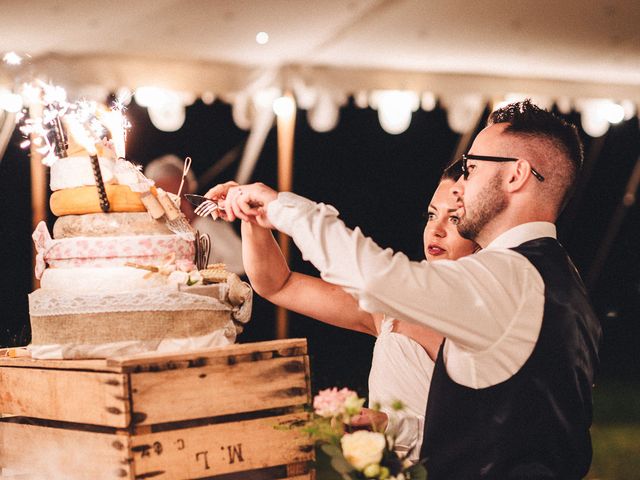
[[209, 100, 601, 479]]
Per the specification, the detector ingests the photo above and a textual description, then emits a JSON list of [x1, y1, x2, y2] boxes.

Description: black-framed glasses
[[461, 154, 545, 182]]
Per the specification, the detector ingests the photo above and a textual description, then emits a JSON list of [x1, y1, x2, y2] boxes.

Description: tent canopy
[[1, 0, 639, 101]]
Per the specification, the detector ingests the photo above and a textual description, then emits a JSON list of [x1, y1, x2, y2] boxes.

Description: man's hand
[[204, 182, 278, 229], [349, 408, 389, 432]]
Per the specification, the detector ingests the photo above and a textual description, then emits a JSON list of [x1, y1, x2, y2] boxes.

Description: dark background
[[1, 98, 638, 398]]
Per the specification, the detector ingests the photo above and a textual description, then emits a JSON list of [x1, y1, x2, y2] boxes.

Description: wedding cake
[[28, 148, 251, 360]]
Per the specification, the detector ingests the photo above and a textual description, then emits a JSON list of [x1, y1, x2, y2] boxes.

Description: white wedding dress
[[368, 315, 435, 463]]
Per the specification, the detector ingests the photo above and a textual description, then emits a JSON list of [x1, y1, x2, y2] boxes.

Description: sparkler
[[18, 82, 70, 166], [65, 110, 111, 212], [100, 102, 130, 160]]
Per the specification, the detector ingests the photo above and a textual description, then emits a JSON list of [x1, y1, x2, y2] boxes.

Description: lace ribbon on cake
[[29, 287, 231, 316]]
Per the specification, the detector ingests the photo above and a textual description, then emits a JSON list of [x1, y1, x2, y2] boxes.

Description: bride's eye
[[423, 211, 436, 222], [449, 216, 460, 225]]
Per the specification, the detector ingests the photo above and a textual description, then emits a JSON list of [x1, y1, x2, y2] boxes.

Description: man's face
[[452, 124, 510, 242]]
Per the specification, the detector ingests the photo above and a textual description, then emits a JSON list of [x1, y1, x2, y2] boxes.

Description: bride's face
[[423, 179, 478, 262]]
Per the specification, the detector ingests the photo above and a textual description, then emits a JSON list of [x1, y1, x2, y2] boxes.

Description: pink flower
[[313, 387, 358, 418]]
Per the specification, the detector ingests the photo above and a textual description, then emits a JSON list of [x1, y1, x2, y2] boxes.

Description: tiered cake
[[29, 150, 251, 359]]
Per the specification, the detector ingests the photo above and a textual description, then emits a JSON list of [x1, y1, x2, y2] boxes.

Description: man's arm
[[266, 192, 530, 351], [215, 183, 530, 351]]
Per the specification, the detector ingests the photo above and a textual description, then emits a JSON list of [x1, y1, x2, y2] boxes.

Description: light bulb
[[256, 32, 269, 45], [3, 52, 22, 65], [371, 91, 419, 135], [603, 102, 624, 124], [273, 96, 296, 118]]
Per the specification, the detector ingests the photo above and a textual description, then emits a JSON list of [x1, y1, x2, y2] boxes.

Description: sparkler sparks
[[17, 81, 132, 167]]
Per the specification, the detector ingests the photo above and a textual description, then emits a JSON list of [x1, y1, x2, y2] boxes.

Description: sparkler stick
[[47, 106, 68, 158], [90, 153, 111, 212]]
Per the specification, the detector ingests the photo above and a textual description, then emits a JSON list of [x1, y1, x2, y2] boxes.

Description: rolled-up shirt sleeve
[[268, 192, 530, 352]]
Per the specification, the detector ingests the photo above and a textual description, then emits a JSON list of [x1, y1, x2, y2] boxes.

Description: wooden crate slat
[[0, 357, 117, 372], [131, 356, 308, 425], [0, 368, 129, 428], [108, 338, 308, 370], [131, 412, 312, 479], [0, 339, 307, 373], [0, 422, 132, 480]]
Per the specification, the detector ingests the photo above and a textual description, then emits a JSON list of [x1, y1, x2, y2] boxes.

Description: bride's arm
[[241, 221, 377, 335]]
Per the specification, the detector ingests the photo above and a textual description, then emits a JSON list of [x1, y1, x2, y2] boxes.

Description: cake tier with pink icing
[[35, 229, 194, 271]]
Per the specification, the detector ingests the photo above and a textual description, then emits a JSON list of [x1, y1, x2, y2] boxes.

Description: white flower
[[340, 430, 386, 471], [167, 270, 189, 285], [188, 270, 203, 285]]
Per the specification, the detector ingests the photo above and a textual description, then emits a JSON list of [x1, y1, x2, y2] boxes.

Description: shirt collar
[[485, 222, 557, 250]]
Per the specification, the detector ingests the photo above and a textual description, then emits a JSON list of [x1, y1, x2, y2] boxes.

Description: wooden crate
[[0, 339, 314, 480]]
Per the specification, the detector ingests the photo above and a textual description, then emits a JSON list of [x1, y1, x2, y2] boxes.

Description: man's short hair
[[488, 99, 583, 172], [488, 99, 584, 210]]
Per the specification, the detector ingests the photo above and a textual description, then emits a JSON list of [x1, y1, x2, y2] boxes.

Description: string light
[[256, 32, 269, 45], [2, 52, 22, 65]]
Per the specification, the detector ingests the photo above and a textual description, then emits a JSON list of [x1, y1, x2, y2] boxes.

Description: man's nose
[[450, 180, 464, 199]]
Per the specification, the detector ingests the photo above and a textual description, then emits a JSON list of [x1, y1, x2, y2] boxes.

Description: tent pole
[[275, 93, 296, 339], [29, 104, 47, 291], [448, 106, 486, 167]]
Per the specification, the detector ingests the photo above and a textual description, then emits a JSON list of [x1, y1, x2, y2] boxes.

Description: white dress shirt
[[268, 192, 551, 388]]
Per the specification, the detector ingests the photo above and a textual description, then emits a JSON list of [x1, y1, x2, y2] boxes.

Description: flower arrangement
[[303, 388, 427, 480]]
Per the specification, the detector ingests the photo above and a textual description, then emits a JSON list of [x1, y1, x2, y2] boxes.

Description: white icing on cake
[[41, 267, 169, 293], [40, 267, 227, 296], [50, 156, 116, 191]]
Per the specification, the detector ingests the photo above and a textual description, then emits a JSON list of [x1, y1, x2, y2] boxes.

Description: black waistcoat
[[420, 237, 601, 480]]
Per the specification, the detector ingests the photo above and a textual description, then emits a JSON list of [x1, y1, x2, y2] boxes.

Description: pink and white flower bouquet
[[302, 388, 427, 480]]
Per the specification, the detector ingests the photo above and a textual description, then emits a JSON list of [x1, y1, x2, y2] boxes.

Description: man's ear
[[506, 159, 532, 192]]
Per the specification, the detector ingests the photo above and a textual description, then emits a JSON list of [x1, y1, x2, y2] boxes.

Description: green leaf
[[406, 464, 428, 480], [331, 455, 355, 474], [321, 444, 343, 457]]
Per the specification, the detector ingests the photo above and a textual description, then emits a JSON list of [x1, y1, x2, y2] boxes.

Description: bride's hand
[[349, 408, 389, 432], [206, 182, 278, 229]]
